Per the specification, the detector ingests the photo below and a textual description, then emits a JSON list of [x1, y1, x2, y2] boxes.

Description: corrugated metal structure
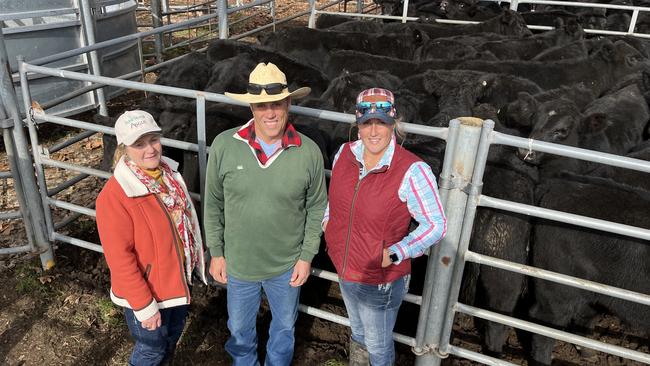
[[1, 0, 140, 116]]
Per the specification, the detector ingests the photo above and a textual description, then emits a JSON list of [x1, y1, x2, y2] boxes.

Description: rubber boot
[[349, 337, 370, 366]]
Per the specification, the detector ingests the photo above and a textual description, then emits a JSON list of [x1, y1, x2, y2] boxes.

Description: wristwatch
[[389, 252, 399, 263]]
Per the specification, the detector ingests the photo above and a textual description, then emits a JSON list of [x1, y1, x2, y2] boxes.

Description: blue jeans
[[339, 275, 410, 366], [124, 305, 189, 366], [226, 268, 300, 366]]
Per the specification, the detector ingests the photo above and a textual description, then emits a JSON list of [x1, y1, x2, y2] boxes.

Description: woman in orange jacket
[[96, 110, 206, 365]]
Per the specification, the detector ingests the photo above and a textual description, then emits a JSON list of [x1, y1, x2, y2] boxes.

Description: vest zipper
[[341, 179, 363, 278], [154, 195, 191, 302]]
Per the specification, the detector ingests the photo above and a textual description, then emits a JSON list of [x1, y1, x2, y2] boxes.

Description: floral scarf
[[125, 157, 198, 281]]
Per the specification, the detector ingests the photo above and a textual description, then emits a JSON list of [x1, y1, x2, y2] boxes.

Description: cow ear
[[580, 112, 608, 134]]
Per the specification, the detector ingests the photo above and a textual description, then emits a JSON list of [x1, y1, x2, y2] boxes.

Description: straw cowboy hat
[[225, 62, 311, 104]]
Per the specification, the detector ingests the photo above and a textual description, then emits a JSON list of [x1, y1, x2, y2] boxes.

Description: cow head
[[505, 92, 538, 129], [517, 98, 581, 165]]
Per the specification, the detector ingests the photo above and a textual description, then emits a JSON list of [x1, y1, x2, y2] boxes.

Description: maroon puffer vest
[[325, 142, 421, 285]]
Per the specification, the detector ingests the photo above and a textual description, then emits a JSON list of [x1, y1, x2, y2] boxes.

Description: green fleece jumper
[[204, 126, 327, 281]]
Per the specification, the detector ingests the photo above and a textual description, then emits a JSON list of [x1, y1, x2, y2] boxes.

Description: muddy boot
[[349, 338, 370, 366]]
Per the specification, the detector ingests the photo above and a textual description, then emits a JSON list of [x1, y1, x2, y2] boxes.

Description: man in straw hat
[[204, 62, 327, 365]]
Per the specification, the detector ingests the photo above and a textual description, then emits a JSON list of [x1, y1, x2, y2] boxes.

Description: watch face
[[390, 253, 399, 263]]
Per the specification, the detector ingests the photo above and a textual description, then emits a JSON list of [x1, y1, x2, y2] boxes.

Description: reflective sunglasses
[[247, 83, 287, 95], [356, 101, 394, 115]]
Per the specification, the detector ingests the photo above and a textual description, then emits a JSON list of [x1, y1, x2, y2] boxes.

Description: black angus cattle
[[589, 140, 650, 192], [324, 50, 420, 79], [518, 84, 650, 171], [329, 10, 532, 39], [529, 174, 650, 365], [473, 20, 584, 61], [419, 39, 650, 94], [413, 38, 494, 62], [205, 39, 331, 98], [152, 51, 213, 111], [400, 69, 541, 127], [258, 27, 426, 69], [503, 84, 597, 130], [530, 38, 604, 62], [462, 144, 538, 354]]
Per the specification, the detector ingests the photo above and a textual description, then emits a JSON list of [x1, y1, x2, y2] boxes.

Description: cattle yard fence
[[308, 0, 650, 38], [2, 4, 650, 366]]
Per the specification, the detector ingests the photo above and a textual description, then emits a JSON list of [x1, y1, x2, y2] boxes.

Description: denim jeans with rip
[[339, 275, 410, 366], [225, 268, 300, 366]]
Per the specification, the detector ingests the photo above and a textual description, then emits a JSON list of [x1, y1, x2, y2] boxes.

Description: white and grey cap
[[114, 110, 162, 146]]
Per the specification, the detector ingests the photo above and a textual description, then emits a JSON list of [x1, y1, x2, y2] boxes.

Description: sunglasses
[[356, 101, 394, 115], [247, 83, 287, 95]]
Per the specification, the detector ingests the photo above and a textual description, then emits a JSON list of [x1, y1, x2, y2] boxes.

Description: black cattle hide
[[415, 10, 532, 38], [414, 38, 498, 62], [329, 10, 531, 39], [463, 145, 538, 354], [475, 20, 584, 61], [529, 174, 650, 365], [519, 84, 649, 170], [421, 39, 650, 94], [314, 13, 355, 29], [503, 84, 597, 130], [589, 140, 650, 192], [530, 37, 604, 62], [205, 39, 330, 98], [152, 52, 214, 111], [325, 50, 419, 79], [259, 27, 426, 69], [519, 9, 579, 27]]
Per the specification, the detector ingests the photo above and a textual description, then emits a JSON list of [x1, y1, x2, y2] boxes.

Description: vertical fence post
[[629, 9, 640, 34], [79, 0, 108, 116], [218, 0, 229, 39], [414, 117, 486, 366], [308, 0, 317, 29], [0, 31, 55, 269], [150, 0, 164, 62], [401, 0, 410, 22], [196, 95, 207, 208], [0, 102, 37, 253], [509, 0, 519, 11], [437, 120, 493, 354]]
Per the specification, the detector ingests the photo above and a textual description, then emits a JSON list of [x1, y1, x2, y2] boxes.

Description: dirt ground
[[1, 1, 650, 365]]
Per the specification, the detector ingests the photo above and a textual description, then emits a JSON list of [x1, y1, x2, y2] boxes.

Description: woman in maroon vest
[[324, 88, 447, 366]]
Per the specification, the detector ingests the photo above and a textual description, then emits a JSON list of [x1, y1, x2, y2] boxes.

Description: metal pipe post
[[0, 32, 54, 268], [16, 56, 57, 268], [0, 101, 36, 254], [151, 0, 164, 62], [414, 117, 485, 366], [196, 96, 207, 209], [401, 0, 410, 22], [218, 0, 229, 39], [413, 119, 459, 359], [308, 0, 317, 28], [79, 0, 108, 116], [438, 120, 494, 352]]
